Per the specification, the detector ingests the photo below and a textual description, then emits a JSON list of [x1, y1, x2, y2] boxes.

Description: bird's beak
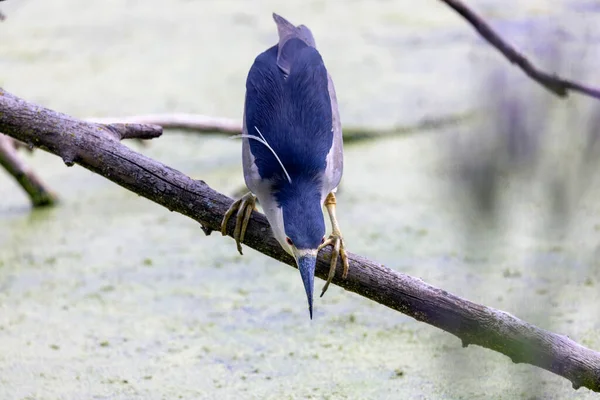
[[295, 250, 317, 319]]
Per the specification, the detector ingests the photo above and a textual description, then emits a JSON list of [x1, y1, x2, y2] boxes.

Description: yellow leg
[[221, 192, 257, 255], [317, 192, 349, 297]]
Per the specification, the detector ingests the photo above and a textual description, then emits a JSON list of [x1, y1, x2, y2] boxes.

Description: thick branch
[[441, 0, 600, 100], [87, 113, 470, 144], [1, 88, 599, 391], [0, 133, 56, 207]]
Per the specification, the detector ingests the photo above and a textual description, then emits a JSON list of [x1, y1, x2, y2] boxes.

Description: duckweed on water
[[1, 1, 600, 399]]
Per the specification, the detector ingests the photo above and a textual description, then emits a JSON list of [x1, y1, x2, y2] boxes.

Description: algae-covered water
[[1, 1, 600, 398]]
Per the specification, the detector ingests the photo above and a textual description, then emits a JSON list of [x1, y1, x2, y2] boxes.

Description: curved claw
[[220, 192, 256, 255], [318, 233, 349, 297]]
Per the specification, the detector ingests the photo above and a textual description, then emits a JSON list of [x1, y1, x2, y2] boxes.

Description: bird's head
[[267, 180, 325, 319]]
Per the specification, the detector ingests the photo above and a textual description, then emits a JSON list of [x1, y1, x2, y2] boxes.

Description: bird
[[220, 13, 349, 319]]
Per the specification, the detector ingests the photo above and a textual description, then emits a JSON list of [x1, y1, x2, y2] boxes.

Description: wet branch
[[0, 134, 56, 207], [1, 87, 599, 392], [87, 113, 469, 144], [440, 0, 600, 100]]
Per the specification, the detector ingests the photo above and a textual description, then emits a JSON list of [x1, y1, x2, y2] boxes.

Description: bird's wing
[[272, 12, 343, 196], [242, 45, 286, 194], [243, 15, 343, 199], [322, 72, 344, 197], [272, 13, 316, 77], [242, 106, 276, 200], [241, 108, 259, 193]]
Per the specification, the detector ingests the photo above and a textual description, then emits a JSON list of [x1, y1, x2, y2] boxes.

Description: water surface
[[1, 1, 600, 398]]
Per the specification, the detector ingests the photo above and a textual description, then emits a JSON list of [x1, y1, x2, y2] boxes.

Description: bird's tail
[[272, 13, 317, 77], [272, 13, 315, 48]]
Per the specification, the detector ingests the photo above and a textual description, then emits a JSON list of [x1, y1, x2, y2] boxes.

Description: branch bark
[[0, 133, 57, 207], [1, 87, 599, 392], [103, 122, 162, 141], [87, 113, 470, 144], [0, 108, 159, 206], [440, 0, 600, 101]]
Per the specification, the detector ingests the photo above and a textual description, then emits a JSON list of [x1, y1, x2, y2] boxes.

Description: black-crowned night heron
[[221, 13, 348, 319]]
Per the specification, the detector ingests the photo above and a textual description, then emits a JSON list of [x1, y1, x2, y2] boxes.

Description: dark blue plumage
[[244, 40, 333, 197], [233, 13, 345, 318]]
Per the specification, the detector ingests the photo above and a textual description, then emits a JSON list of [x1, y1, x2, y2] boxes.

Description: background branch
[[1, 87, 599, 392], [87, 113, 470, 144], [440, 0, 600, 100], [87, 114, 241, 134], [0, 133, 56, 207]]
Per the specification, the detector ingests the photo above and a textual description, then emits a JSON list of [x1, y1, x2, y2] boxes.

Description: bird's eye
[[286, 237, 293, 246], [320, 237, 326, 245]]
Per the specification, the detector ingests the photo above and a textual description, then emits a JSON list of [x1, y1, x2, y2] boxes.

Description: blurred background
[[1, 0, 600, 398]]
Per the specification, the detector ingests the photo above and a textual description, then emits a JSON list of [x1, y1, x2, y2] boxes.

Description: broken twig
[[0, 133, 56, 207]]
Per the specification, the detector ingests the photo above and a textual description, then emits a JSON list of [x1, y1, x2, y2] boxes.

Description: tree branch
[[0, 100, 159, 205], [440, 0, 600, 101], [87, 114, 242, 134], [87, 113, 470, 144], [1, 88, 599, 391], [0, 133, 57, 207]]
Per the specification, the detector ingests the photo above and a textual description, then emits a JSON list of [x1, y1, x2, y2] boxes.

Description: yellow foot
[[220, 192, 256, 255], [318, 192, 349, 297]]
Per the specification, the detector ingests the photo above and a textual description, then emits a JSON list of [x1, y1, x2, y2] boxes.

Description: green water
[[1, 1, 600, 398]]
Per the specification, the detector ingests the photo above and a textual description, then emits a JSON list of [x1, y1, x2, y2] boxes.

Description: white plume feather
[[231, 126, 292, 184]]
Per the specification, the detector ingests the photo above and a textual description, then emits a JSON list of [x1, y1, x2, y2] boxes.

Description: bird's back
[[243, 16, 335, 199]]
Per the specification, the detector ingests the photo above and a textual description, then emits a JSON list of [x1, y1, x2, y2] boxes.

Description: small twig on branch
[[0, 133, 56, 207], [440, 0, 600, 101], [104, 123, 162, 141], [1, 87, 599, 392], [87, 113, 470, 144]]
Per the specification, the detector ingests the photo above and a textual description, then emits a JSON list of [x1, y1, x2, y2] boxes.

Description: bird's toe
[[221, 198, 242, 236], [221, 192, 256, 255], [318, 232, 348, 297]]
